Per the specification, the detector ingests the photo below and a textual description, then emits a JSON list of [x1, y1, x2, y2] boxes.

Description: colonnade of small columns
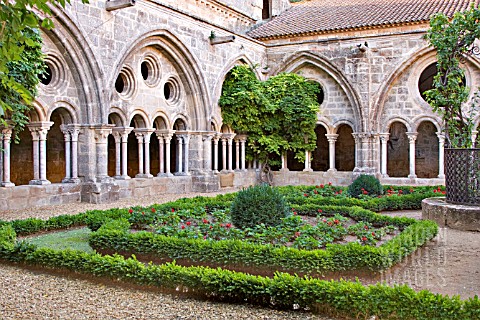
[[1, 126, 478, 187]]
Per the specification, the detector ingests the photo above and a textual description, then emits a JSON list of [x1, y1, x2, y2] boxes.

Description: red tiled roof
[[248, 0, 480, 39]]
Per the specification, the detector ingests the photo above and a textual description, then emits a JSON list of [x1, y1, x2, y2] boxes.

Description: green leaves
[[425, 5, 480, 148], [219, 65, 320, 165]]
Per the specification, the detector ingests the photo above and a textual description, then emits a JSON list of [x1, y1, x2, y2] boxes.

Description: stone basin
[[422, 197, 480, 232]]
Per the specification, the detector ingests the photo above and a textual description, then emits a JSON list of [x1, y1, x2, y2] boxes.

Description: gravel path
[[1, 195, 478, 319], [0, 191, 333, 320]]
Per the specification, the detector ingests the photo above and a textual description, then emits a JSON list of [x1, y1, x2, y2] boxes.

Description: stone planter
[[422, 197, 480, 231]]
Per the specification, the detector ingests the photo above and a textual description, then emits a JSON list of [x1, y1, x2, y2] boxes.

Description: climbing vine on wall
[[425, 5, 480, 148], [219, 65, 320, 166]]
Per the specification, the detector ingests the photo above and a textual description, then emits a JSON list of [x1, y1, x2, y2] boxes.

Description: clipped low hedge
[[0, 230, 478, 320], [90, 206, 438, 274]]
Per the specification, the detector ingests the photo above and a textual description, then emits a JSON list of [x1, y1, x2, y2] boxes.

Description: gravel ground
[[0, 191, 334, 320], [0, 194, 478, 319]]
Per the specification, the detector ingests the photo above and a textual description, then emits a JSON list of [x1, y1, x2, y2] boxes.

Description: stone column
[[326, 134, 338, 172], [406, 132, 417, 179], [240, 137, 247, 171], [0, 128, 14, 187], [164, 132, 173, 176], [212, 134, 220, 173], [379, 133, 389, 177], [143, 130, 154, 178], [60, 125, 72, 182], [202, 133, 214, 172], [176, 135, 184, 174], [112, 131, 122, 178], [155, 131, 165, 176], [281, 151, 288, 171], [436, 132, 445, 179], [135, 132, 145, 176], [352, 133, 360, 171], [234, 138, 240, 171], [303, 150, 312, 172], [69, 126, 81, 181], [94, 125, 113, 182], [221, 137, 227, 172], [472, 130, 478, 148], [227, 134, 235, 172], [28, 122, 53, 185], [178, 133, 190, 175]]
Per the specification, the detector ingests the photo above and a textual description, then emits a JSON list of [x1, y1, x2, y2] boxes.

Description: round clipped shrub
[[348, 174, 383, 198], [230, 184, 290, 229]]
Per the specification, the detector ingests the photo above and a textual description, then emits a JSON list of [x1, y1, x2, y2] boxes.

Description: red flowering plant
[[304, 183, 346, 197]]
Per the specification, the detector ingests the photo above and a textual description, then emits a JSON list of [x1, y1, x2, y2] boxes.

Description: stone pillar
[[281, 151, 288, 171], [179, 133, 190, 175], [303, 150, 312, 172], [240, 137, 247, 171], [326, 134, 339, 172], [352, 133, 360, 171], [94, 126, 113, 182], [202, 133, 214, 172], [113, 127, 132, 180], [221, 137, 227, 172], [134, 131, 145, 176], [436, 132, 445, 179], [28, 122, 54, 185], [212, 134, 220, 173], [155, 131, 165, 176], [143, 131, 154, 178], [164, 132, 173, 176], [0, 128, 14, 187], [472, 130, 478, 148], [379, 133, 389, 177], [234, 138, 240, 171], [61, 125, 72, 181], [176, 135, 184, 174], [69, 126, 81, 181], [227, 134, 235, 172], [406, 132, 417, 179], [112, 131, 122, 178]]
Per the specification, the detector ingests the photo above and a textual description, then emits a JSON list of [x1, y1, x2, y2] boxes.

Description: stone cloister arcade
[[1, 1, 480, 211]]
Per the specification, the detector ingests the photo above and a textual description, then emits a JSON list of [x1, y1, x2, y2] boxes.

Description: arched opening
[[418, 62, 465, 101], [312, 124, 329, 171], [127, 115, 147, 178], [335, 124, 355, 171], [173, 119, 187, 174], [46, 110, 68, 183], [415, 121, 439, 178], [387, 122, 409, 177], [10, 127, 34, 185], [151, 117, 168, 176]]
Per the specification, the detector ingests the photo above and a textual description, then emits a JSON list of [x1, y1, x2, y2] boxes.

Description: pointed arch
[[275, 51, 364, 131], [112, 30, 209, 131], [39, 5, 105, 123]]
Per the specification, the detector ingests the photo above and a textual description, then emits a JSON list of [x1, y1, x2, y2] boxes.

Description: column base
[[380, 174, 389, 178], [279, 168, 290, 172], [408, 174, 417, 179], [174, 172, 189, 176], [29, 179, 51, 185], [213, 170, 219, 174], [62, 178, 81, 184], [135, 174, 153, 178], [1, 182, 15, 187], [327, 168, 337, 173], [303, 168, 313, 172], [115, 175, 131, 180], [437, 174, 445, 179]]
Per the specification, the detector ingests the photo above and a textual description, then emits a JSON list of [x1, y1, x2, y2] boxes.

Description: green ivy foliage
[[425, 6, 480, 148], [0, 0, 89, 137], [219, 65, 320, 166], [0, 28, 46, 139]]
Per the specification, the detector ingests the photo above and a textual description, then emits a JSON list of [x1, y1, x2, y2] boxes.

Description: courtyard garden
[[1, 177, 479, 319]]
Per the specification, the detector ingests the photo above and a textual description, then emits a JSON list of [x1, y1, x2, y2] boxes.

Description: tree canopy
[[219, 65, 320, 167], [425, 5, 480, 148]]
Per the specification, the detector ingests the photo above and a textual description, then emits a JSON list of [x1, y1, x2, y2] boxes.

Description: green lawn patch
[[25, 228, 94, 253]]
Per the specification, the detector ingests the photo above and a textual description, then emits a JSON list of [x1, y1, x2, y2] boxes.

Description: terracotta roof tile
[[248, 0, 480, 39]]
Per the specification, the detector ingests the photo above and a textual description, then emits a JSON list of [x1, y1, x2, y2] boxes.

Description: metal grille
[[445, 148, 480, 205]]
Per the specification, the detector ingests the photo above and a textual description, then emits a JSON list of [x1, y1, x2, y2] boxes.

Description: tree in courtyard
[[425, 5, 480, 148], [0, 0, 88, 136], [219, 65, 320, 176]]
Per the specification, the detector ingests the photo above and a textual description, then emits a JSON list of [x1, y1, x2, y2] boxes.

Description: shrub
[[348, 174, 383, 198], [231, 184, 290, 229]]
